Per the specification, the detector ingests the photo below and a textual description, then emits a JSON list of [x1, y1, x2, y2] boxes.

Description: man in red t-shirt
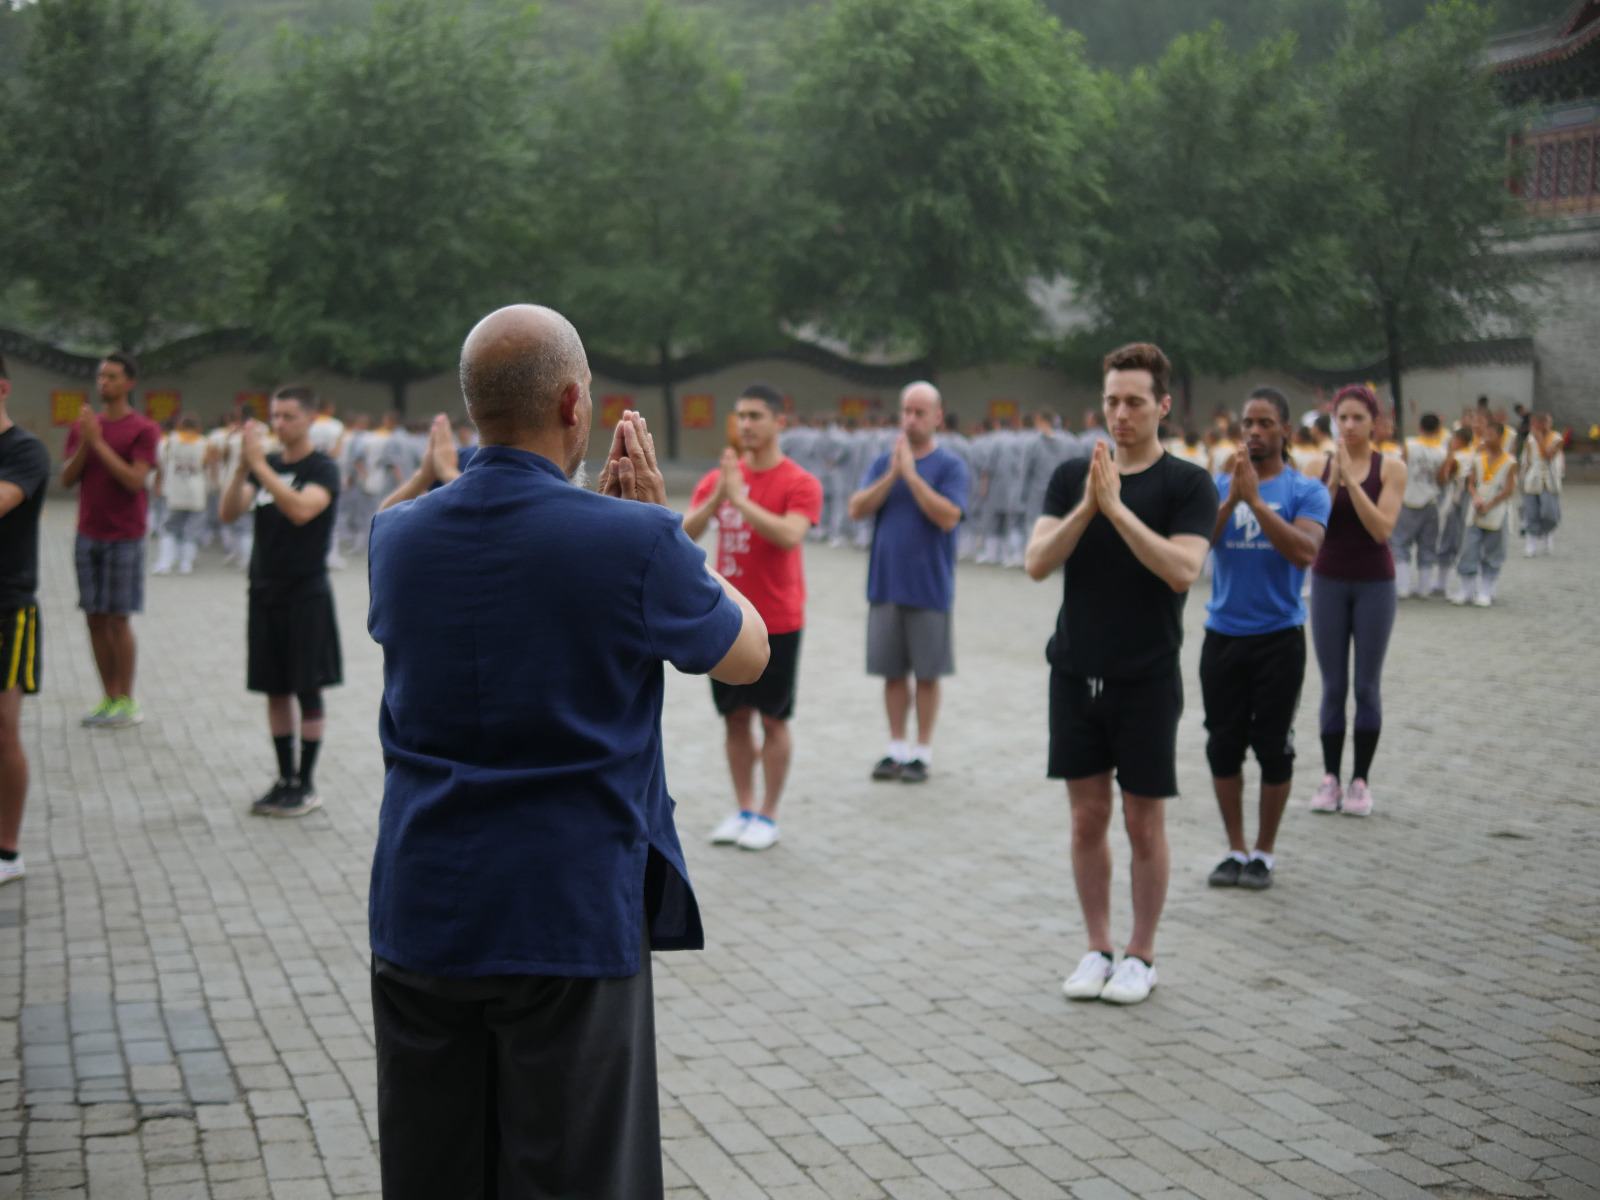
[[61, 353, 161, 728], [684, 384, 823, 851]]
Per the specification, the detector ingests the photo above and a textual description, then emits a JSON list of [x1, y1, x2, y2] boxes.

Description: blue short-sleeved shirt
[[1207, 466, 1332, 636], [862, 445, 969, 612], [367, 446, 743, 979]]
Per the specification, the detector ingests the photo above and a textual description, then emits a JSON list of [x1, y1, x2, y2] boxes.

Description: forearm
[[1346, 484, 1396, 541], [1211, 499, 1237, 545], [1025, 503, 1094, 580], [733, 497, 806, 550], [378, 469, 432, 513], [681, 495, 720, 541], [1249, 498, 1318, 567], [848, 474, 895, 521], [219, 470, 253, 523], [903, 472, 961, 533], [61, 447, 87, 487], [91, 442, 149, 493], [1105, 503, 1202, 591]]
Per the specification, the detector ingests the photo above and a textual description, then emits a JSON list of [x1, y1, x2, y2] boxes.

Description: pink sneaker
[[1310, 775, 1342, 812], [1343, 779, 1373, 817]]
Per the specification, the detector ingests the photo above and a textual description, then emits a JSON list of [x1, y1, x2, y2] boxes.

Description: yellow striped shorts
[[0, 606, 40, 694]]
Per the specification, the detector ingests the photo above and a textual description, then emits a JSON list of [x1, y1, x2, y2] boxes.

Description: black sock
[[1352, 729, 1380, 783], [299, 739, 321, 790], [273, 735, 296, 783], [1321, 731, 1345, 780], [0, 848, 16, 862]]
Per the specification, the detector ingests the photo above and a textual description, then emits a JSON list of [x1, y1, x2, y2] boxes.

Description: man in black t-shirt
[[0, 352, 51, 886], [221, 385, 342, 818], [1025, 343, 1217, 1006]]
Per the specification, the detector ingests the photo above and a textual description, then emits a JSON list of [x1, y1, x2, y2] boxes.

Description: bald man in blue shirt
[[367, 305, 768, 1199]]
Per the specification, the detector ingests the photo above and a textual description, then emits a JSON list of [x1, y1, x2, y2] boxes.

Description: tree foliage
[[540, 1, 777, 457], [1, 0, 221, 350], [781, 0, 1099, 370], [1076, 26, 1347, 412], [1319, 0, 1526, 426], [255, 0, 535, 410]]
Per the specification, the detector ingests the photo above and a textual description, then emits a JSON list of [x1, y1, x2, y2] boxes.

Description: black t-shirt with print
[[248, 450, 341, 602], [1042, 452, 1218, 681], [0, 426, 53, 610]]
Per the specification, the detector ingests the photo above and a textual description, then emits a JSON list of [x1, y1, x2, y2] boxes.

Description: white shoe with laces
[[710, 812, 750, 845], [1062, 951, 1114, 1000], [736, 816, 779, 851], [0, 856, 23, 886], [1100, 956, 1157, 1005]]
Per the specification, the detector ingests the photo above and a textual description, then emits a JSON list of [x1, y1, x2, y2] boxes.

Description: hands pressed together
[[1225, 449, 1259, 507], [1083, 439, 1122, 516], [714, 447, 748, 505], [597, 411, 667, 506]]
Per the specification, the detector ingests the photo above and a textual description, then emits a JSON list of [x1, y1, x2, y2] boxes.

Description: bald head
[[901, 381, 941, 409], [899, 381, 943, 449], [460, 305, 589, 437]]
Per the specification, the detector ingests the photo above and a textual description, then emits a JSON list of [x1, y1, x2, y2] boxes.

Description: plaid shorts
[[75, 535, 145, 615]]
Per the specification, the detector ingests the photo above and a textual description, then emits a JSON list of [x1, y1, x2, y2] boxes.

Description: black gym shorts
[[1198, 625, 1306, 784], [247, 590, 344, 696], [1048, 669, 1183, 798], [711, 629, 802, 721]]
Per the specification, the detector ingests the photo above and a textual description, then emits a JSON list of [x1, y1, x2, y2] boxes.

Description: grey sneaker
[[81, 698, 117, 727], [254, 784, 322, 818]]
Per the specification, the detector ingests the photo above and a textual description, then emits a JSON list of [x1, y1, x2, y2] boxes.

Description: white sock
[[913, 744, 932, 765], [1250, 850, 1275, 870], [1394, 562, 1410, 593], [1431, 564, 1449, 591], [888, 740, 911, 764], [1228, 850, 1249, 864], [1480, 575, 1498, 600]]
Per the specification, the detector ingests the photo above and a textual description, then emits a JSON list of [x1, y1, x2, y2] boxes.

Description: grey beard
[[568, 461, 589, 489]]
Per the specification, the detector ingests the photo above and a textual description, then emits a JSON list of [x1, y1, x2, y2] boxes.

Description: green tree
[[1075, 26, 1346, 418], [256, 0, 535, 412], [1320, 0, 1526, 431], [0, 0, 221, 351], [540, 2, 778, 459], [781, 0, 1098, 372]]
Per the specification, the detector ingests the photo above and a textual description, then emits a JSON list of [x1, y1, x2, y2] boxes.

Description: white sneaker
[[0, 856, 22, 885], [736, 816, 779, 851], [1525, 537, 1539, 558], [1101, 957, 1157, 1005], [710, 812, 750, 844], [1473, 593, 1492, 608], [1062, 951, 1114, 1000], [1450, 588, 1471, 606]]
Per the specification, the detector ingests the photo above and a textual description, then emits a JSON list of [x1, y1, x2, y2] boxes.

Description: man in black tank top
[[1025, 343, 1217, 1007]]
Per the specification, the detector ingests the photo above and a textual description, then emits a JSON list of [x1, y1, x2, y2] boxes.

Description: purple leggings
[[1309, 574, 1397, 733]]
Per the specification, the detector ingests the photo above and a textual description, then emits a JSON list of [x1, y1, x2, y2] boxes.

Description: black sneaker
[[1208, 857, 1242, 887], [251, 779, 293, 814], [899, 759, 928, 784], [1238, 858, 1273, 890], [871, 756, 902, 781], [255, 783, 323, 819]]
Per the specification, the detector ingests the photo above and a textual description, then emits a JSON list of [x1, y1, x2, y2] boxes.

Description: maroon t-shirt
[[64, 410, 162, 541]]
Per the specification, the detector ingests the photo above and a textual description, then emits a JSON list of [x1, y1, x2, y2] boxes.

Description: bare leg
[[724, 709, 757, 812], [884, 678, 910, 742], [1123, 794, 1169, 963], [268, 695, 295, 738], [86, 614, 115, 698], [0, 687, 25, 853], [1255, 780, 1292, 854], [1213, 774, 1247, 854], [913, 679, 941, 747], [105, 615, 136, 699], [758, 716, 791, 819], [1067, 774, 1115, 955]]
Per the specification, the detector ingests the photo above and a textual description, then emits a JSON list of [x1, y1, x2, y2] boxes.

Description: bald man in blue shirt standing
[[367, 304, 768, 1199]]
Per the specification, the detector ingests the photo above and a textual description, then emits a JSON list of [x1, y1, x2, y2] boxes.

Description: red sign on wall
[[51, 391, 87, 426], [839, 397, 871, 420], [236, 392, 269, 421], [145, 391, 182, 423], [682, 394, 715, 430], [600, 395, 631, 428], [988, 399, 1019, 424]]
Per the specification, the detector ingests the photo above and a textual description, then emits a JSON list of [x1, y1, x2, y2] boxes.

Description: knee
[[297, 691, 325, 721], [1205, 738, 1247, 780], [1069, 800, 1112, 845], [1122, 804, 1166, 855], [1255, 751, 1295, 787], [759, 715, 788, 739]]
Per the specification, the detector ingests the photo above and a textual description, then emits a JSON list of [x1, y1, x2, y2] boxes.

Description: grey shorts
[[75, 535, 145, 616], [866, 602, 954, 679], [163, 508, 208, 541]]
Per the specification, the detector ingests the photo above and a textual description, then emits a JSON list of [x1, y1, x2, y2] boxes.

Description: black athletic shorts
[[711, 629, 801, 720], [0, 605, 40, 695], [1199, 626, 1305, 785], [1048, 668, 1183, 798], [247, 590, 343, 696]]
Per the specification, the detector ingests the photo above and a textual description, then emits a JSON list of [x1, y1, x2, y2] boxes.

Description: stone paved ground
[[2, 485, 1597, 1200]]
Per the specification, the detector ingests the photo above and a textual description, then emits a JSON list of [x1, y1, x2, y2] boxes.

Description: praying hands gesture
[[423, 414, 460, 486], [1226, 449, 1260, 507], [597, 411, 667, 506], [1087, 439, 1121, 515], [717, 447, 746, 504]]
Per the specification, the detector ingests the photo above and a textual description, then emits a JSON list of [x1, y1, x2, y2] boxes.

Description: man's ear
[[558, 382, 582, 428]]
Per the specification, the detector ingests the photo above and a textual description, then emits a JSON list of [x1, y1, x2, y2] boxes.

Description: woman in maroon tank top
[[1307, 386, 1406, 818]]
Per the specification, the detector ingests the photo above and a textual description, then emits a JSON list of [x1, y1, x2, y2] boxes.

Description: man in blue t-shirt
[[366, 305, 769, 1199], [848, 382, 969, 783], [1202, 387, 1331, 892]]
